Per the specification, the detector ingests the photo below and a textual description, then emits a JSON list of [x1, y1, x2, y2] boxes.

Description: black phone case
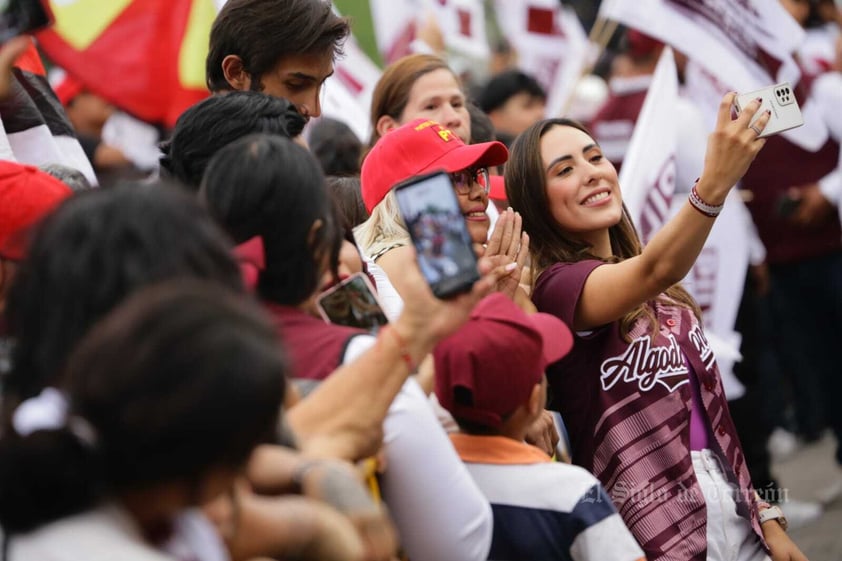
[[394, 171, 480, 299]]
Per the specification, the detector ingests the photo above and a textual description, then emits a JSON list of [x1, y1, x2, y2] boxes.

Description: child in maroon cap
[[434, 293, 644, 561]]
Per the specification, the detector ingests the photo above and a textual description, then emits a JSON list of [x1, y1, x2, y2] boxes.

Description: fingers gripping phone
[[394, 171, 480, 299], [316, 272, 389, 333], [734, 81, 803, 138], [0, 0, 52, 44]]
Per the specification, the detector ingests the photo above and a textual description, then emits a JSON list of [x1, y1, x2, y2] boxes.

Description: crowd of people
[[0, 0, 840, 560]]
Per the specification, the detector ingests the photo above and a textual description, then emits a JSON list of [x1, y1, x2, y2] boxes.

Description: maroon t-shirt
[[532, 260, 764, 561], [264, 302, 368, 381]]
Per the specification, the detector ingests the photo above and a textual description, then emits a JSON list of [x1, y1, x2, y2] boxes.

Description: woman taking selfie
[[505, 95, 806, 561]]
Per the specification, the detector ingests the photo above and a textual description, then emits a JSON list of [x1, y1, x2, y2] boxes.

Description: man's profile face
[[256, 52, 334, 120]]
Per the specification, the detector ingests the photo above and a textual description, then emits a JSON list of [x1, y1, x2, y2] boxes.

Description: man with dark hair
[[159, 91, 306, 191], [476, 69, 546, 146], [206, 0, 350, 120]]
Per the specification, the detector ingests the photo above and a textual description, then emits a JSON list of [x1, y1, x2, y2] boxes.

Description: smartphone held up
[[733, 81, 804, 138], [394, 171, 480, 299]]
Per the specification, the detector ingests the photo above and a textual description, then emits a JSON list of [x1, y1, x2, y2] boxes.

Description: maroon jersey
[[588, 75, 651, 171], [264, 302, 367, 381], [532, 260, 764, 561]]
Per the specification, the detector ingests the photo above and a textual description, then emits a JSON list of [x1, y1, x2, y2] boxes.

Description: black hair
[[159, 91, 306, 191], [467, 102, 496, 144], [326, 175, 368, 229], [477, 69, 547, 114], [0, 280, 285, 533], [200, 134, 340, 306], [309, 117, 362, 176], [206, 0, 350, 93], [4, 182, 243, 403]]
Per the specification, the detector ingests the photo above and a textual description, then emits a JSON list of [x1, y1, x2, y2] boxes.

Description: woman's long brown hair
[[505, 118, 700, 340]]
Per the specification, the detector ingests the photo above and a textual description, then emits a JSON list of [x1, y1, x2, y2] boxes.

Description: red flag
[[36, 0, 214, 128]]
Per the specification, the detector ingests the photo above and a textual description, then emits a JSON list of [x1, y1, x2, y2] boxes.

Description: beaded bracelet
[[382, 326, 415, 372], [688, 183, 724, 218]]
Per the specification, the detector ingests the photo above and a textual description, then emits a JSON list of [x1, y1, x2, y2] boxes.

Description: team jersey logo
[[600, 333, 689, 393]]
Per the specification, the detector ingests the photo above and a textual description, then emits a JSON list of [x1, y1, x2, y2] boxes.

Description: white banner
[[618, 47, 678, 242], [599, 0, 827, 150], [369, 0, 421, 63], [493, 0, 592, 116], [676, 190, 751, 400], [423, 0, 489, 59], [327, 27, 383, 141]]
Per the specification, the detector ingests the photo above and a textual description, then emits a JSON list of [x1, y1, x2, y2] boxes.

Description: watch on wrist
[[758, 504, 788, 531]]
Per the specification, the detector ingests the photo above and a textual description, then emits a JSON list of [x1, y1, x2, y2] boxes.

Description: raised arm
[[286, 249, 500, 460], [574, 93, 770, 330]]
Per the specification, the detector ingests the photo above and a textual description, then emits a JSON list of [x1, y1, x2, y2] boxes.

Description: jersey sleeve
[[532, 260, 604, 327]]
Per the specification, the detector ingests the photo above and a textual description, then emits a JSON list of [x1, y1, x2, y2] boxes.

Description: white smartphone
[[734, 82, 803, 138], [315, 272, 389, 333]]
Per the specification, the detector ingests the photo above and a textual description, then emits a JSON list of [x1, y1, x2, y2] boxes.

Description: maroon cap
[[0, 161, 72, 261], [361, 118, 508, 213], [434, 293, 573, 429]]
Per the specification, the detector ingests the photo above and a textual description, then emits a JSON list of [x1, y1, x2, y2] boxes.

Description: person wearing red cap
[[0, 161, 72, 377], [435, 293, 644, 561], [505, 96, 810, 560], [0, 161, 72, 308], [355, 118, 528, 318]]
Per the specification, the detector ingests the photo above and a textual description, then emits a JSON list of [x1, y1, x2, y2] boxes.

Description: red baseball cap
[[488, 175, 507, 202], [361, 118, 508, 213], [434, 293, 573, 429], [0, 161, 73, 261]]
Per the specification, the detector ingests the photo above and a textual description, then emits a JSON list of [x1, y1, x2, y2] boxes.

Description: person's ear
[[307, 218, 324, 249], [221, 55, 252, 91], [527, 381, 544, 417], [375, 114, 400, 138]]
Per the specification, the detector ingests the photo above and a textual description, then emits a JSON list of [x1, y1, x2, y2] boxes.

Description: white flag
[[618, 47, 678, 242], [599, 0, 826, 150], [493, 0, 592, 116], [370, 0, 422, 63], [422, 0, 489, 59], [599, 0, 803, 93]]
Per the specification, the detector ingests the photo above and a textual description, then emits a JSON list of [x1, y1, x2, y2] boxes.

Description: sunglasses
[[450, 167, 490, 195]]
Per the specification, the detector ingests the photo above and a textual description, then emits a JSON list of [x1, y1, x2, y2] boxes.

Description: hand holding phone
[[316, 273, 389, 333], [733, 82, 803, 138], [393, 171, 480, 299]]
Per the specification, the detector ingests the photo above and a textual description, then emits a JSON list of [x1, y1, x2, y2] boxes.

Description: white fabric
[[379, 378, 493, 561], [12, 388, 67, 436], [618, 47, 679, 240], [812, 72, 842, 226], [339, 339, 493, 561], [163, 509, 230, 561], [102, 112, 162, 171], [691, 450, 771, 561], [5, 504, 175, 561], [365, 258, 404, 322], [422, 0, 489, 59]]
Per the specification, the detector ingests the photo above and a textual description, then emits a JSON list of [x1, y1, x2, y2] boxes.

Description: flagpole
[[558, 16, 617, 116]]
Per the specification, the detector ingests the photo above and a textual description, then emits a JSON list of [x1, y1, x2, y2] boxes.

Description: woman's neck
[[119, 483, 188, 546]]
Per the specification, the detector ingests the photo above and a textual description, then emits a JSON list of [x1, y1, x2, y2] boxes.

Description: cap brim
[[419, 140, 508, 175], [488, 175, 506, 201], [526, 311, 574, 366]]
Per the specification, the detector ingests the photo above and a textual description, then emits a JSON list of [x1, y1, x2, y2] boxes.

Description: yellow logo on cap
[[414, 120, 455, 142]]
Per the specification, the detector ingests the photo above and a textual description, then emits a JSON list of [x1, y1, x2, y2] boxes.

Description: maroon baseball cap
[[0, 161, 72, 261], [361, 118, 508, 213], [434, 293, 573, 429]]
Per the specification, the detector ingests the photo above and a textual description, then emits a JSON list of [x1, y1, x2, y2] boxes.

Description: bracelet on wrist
[[688, 183, 724, 218], [381, 326, 416, 372]]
